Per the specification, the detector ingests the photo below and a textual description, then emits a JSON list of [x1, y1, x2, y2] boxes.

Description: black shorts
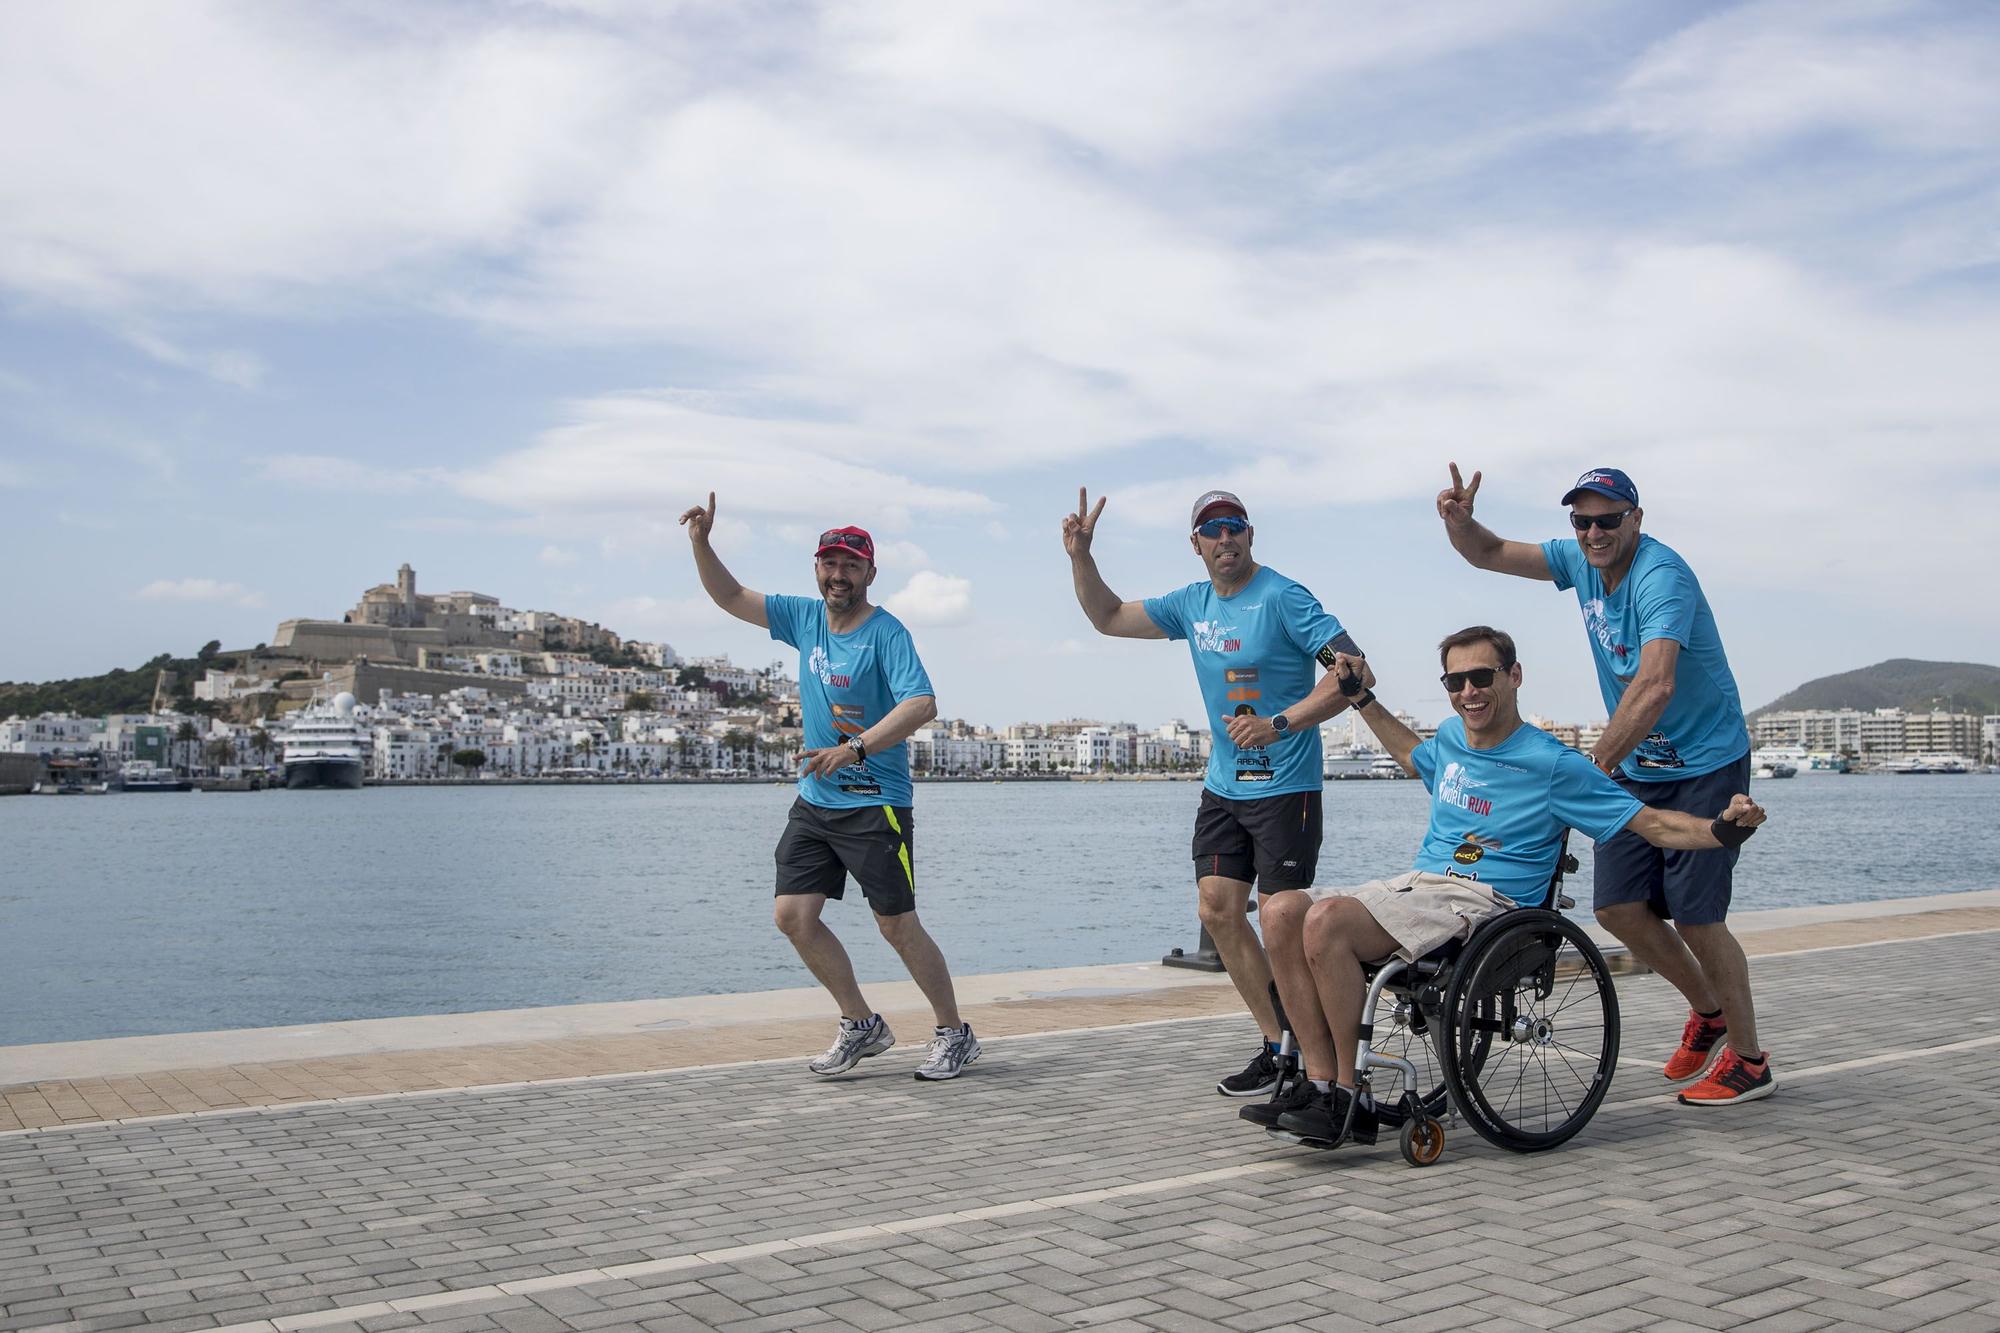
[[775, 797, 917, 916], [1591, 754, 1751, 926], [1192, 789, 1322, 890]]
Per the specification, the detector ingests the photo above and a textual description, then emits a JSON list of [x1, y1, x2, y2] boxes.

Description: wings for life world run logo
[[1436, 762, 1493, 817], [1193, 620, 1240, 653], [807, 646, 851, 688], [1580, 597, 1632, 664]]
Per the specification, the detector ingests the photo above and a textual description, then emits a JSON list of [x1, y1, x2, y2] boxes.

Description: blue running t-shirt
[[766, 595, 933, 809], [1541, 534, 1751, 783], [1410, 719, 1644, 906], [1144, 566, 1356, 799]]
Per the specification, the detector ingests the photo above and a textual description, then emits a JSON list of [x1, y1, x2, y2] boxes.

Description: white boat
[[282, 691, 370, 790], [1754, 761, 1797, 779], [1368, 755, 1408, 779], [118, 760, 192, 793], [1883, 752, 1974, 775], [1324, 744, 1390, 779]]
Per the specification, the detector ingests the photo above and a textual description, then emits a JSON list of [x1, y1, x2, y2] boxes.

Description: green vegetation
[[0, 646, 253, 719], [1752, 659, 2000, 717], [451, 748, 487, 778]]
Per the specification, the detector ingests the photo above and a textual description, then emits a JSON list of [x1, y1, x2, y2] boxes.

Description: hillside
[[0, 643, 272, 719], [1753, 659, 2000, 718]]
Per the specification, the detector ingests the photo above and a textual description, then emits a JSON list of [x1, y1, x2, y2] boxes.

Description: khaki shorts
[[1304, 871, 1512, 963]]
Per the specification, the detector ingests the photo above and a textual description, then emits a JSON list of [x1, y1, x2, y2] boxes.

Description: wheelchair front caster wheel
[[1400, 1116, 1445, 1167]]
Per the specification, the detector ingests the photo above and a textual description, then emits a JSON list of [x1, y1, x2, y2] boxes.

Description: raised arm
[[679, 492, 768, 628], [1063, 487, 1166, 639], [1628, 793, 1766, 851], [1590, 637, 1677, 773], [1332, 653, 1423, 774], [1437, 463, 1554, 581]]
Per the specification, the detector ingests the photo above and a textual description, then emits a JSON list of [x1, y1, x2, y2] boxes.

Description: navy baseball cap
[[1560, 468, 1639, 508]]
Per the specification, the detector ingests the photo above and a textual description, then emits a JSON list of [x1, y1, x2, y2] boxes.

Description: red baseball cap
[[814, 526, 875, 561]]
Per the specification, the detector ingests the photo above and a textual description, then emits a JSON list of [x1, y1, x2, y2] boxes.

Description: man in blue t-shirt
[[1252, 626, 1767, 1146], [1063, 486, 1366, 1099], [1437, 464, 1773, 1107], [680, 493, 978, 1082]]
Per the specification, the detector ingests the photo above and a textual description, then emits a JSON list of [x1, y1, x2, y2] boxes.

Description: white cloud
[[885, 570, 972, 625], [253, 454, 442, 493], [119, 327, 264, 389], [1607, 1, 2000, 159], [453, 394, 997, 522], [538, 545, 579, 566], [136, 578, 263, 608]]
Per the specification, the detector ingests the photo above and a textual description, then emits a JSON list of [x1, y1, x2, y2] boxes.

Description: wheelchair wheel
[[1439, 911, 1619, 1153], [1365, 982, 1449, 1128]]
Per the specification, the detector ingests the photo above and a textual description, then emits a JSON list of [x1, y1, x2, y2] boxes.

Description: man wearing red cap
[[680, 493, 979, 1081], [1063, 487, 1367, 1100], [1435, 464, 1772, 1106]]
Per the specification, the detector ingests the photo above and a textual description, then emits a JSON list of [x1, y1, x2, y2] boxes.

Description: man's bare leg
[[1677, 921, 1759, 1055], [1595, 902, 1721, 1013], [774, 894, 870, 1018], [876, 910, 962, 1029], [1261, 891, 1337, 1078], [1301, 897, 1402, 1088], [1199, 875, 1281, 1040]]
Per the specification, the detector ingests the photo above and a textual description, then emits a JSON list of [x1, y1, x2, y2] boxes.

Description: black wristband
[[1350, 690, 1376, 711], [1336, 671, 1365, 699], [1710, 816, 1754, 849]]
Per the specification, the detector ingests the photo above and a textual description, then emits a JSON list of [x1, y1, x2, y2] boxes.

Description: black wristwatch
[[1270, 713, 1291, 735], [847, 736, 867, 762]]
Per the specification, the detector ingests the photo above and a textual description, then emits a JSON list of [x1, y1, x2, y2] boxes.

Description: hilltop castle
[[270, 563, 619, 666]]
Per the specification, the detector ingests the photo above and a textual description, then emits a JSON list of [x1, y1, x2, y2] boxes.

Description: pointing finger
[[1465, 471, 1481, 501], [1448, 462, 1464, 493], [1088, 495, 1106, 527], [1077, 486, 1088, 520]]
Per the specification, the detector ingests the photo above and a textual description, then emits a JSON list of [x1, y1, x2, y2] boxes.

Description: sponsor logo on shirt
[[1634, 732, 1685, 769], [1437, 762, 1494, 817], [1192, 620, 1241, 653], [1580, 597, 1632, 662], [1452, 832, 1503, 865], [1224, 667, 1259, 683], [807, 646, 852, 688]]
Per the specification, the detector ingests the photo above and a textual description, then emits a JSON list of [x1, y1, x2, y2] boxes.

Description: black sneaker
[[1271, 1085, 1380, 1148], [1238, 1074, 1318, 1128], [1217, 1046, 1282, 1098]]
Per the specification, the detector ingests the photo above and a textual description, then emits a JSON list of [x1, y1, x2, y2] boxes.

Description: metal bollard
[[1161, 894, 1257, 972]]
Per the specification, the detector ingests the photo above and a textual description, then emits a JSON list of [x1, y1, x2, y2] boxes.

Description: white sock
[[1310, 1079, 1331, 1093]]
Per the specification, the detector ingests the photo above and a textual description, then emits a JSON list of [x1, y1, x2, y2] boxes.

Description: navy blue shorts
[[1591, 753, 1751, 926]]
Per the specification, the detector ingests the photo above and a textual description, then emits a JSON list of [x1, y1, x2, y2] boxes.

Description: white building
[[1, 713, 98, 754]]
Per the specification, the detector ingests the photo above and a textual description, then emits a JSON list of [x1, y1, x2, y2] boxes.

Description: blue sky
[[4, 0, 1998, 730]]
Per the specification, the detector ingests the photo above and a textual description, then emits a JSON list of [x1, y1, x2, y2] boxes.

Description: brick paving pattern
[[4, 930, 1999, 1331]]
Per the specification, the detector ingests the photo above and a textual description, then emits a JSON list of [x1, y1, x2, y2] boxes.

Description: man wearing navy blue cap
[[1435, 464, 1772, 1106]]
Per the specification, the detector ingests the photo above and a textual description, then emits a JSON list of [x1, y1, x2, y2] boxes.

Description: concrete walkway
[[3, 893, 1999, 1331]]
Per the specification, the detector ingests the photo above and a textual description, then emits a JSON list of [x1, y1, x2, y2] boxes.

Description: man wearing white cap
[[1062, 487, 1366, 1099]]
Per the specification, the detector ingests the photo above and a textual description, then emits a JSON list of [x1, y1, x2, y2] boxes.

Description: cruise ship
[[281, 691, 370, 790]]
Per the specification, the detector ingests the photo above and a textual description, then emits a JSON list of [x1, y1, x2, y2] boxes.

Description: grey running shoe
[[914, 1024, 981, 1081], [809, 1014, 895, 1076]]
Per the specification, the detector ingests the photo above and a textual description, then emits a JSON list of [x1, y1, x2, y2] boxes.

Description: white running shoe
[[809, 1014, 895, 1076], [914, 1024, 981, 1081]]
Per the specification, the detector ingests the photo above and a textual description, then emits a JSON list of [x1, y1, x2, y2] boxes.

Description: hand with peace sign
[[1436, 463, 1481, 532], [678, 491, 717, 546], [1062, 487, 1107, 560]]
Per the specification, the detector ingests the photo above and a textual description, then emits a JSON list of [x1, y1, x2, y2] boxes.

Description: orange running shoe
[[1663, 1010, 1727, 1082], [1678, 1048, 1776, 1106]]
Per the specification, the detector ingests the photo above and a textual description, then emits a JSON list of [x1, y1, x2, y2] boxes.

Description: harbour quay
[[4, 891, 1998, 1332]]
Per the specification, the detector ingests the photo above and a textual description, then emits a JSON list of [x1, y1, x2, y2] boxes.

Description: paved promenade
[[4, 894, 1999, 1332]]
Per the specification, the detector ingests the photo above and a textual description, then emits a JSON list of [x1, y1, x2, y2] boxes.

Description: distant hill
[[0, 643, 272, 719], [1753, 659, 2000, 718]]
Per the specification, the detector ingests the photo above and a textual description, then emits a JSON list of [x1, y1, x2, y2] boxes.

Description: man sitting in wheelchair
[[1250, 625, 1766, 1149]]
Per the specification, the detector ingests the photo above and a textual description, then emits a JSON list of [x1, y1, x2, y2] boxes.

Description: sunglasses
[[1193, 516, 1249, 538], [1569, 509, 1634, 532], [817, 531, 872, 556], [1440, 666, 1509, 693]]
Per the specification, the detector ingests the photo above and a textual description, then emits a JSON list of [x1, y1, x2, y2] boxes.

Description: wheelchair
[[1273, 836, 1621, 1167]]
